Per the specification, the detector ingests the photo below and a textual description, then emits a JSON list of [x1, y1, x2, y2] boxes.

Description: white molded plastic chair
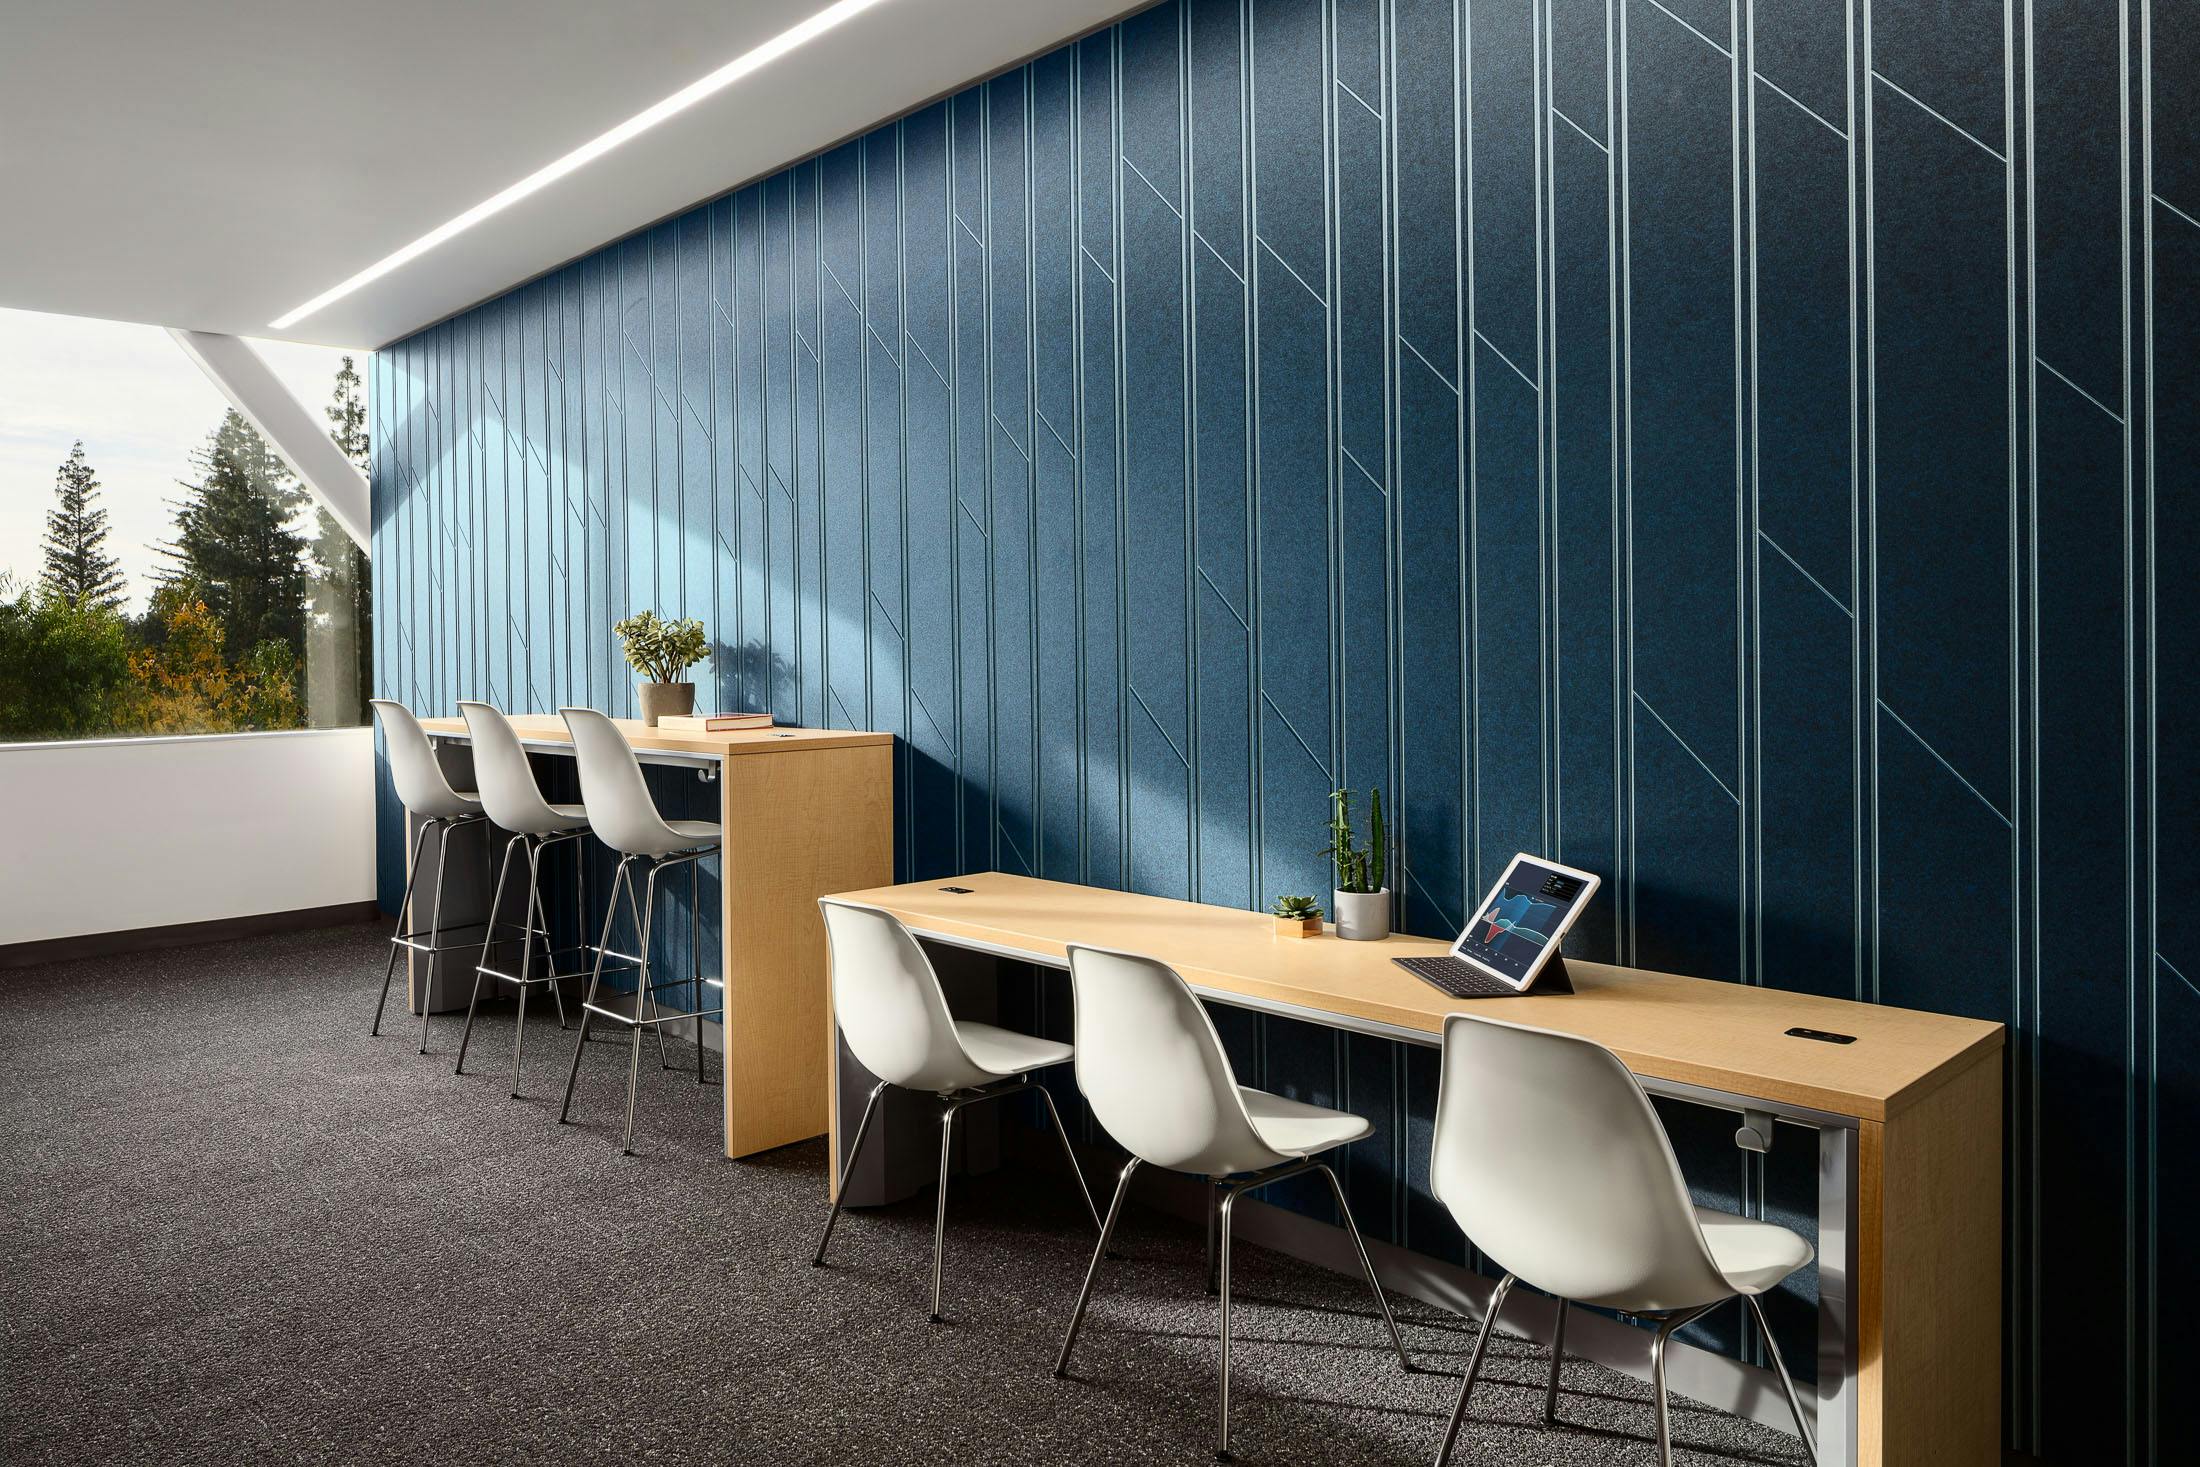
[[1053, 944, 1414, 1461], [450, 702, 592, 1096], [369, 699, 486, 1052], [1428, 1012, 1817, 1467], [812, 900, 1103, 1322], [555, 707, 725, 1152]]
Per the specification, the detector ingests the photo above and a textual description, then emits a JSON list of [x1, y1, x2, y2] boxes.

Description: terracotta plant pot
[[637, 681, 695, 727], [1274, 914, 1323, 940], [1332, 888, 1392, 942]]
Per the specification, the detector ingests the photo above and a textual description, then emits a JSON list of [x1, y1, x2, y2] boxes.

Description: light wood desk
[[825, 871, 2005, 1467], [414, 715, 892, 1158]]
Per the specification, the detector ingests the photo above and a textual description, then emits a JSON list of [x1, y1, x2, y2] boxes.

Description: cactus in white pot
[[1322, 787, 1391, 941]]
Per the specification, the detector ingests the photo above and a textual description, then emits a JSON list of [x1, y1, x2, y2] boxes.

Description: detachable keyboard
[[1392, 954, 1573, 999]]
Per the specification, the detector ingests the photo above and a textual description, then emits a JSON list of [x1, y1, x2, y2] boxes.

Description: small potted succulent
[[1323, 787, 1391, 941], [1270, 895, 1324, 939], [614, 611, 711, 726]]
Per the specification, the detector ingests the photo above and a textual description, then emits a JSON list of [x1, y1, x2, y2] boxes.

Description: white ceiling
[[0, 0, 1137, 348]]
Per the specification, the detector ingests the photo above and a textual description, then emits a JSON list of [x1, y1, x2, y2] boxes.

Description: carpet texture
[[0, 924, 1809, 1466]]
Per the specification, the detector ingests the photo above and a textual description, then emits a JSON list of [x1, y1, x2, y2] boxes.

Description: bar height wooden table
[[412, 714, 892, 1158]]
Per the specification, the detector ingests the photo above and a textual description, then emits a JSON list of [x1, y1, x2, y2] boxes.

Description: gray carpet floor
[[0, 923, 1809, 1466]]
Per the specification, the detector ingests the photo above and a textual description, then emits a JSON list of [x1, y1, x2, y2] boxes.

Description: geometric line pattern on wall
[[372, 4, 2194, 1458]]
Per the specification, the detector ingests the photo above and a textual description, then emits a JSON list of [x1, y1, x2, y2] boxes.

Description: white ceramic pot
[[1332, 887, 1392, 942]]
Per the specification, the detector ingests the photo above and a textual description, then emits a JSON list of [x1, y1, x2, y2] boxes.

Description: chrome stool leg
[[455, 832, 524, 1075], [372, 818, 433, 1036], [619, 860, 671, 1074], [510, 840, 546, 1097], [554, 835, 581, 1030], [417, 814, 458, 1054], [560, 858, 630, 1124], [691, 857, 705, 1084], [620, 862, 662, 1154]]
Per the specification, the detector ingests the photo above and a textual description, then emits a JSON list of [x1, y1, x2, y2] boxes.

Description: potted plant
[[614, 611, 711, 726], [1322, 787, 1391, 941], [1270, 895, 1324, 940]]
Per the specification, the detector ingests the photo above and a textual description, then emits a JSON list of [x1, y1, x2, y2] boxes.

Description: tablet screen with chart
[[1449, 855, 1602, 991]]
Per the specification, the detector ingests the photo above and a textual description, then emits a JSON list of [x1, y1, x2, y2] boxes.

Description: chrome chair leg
[[1314, 1163, 1414, 1372], [1054, 1157, 1140, 1377], [372, 818, 433, 1036], [560, 857, 630, 1124], [1544, 1299, 1569, 1425], [1204, 1181, 1218, 1294], [813, 1079, 890, 1265], [1652, 1317, 1676, 1467], [418, 815, 456, 1054], [1216, 1185, 1240, 1461], [1747, 1293, 1819, 1463], [620, 862, 661, 1155], [455, 832, 523, 1076], [928, 1102, 958, 1323], [1434, 1272, 1515, 1467], [1646, 1303, 1719, 1467], [1031, 1081, 1104, 1233]]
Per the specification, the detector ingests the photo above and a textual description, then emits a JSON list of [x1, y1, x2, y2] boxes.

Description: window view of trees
[[0, 356, 372, 743]]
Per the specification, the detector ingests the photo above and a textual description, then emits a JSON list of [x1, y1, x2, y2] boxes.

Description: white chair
[[811, 900, 1103, 1322], [1428, 1012, 1817, 1467], [1052, 944, 1413, 1462], [450, 702, 592, 1096], [554, 707, 724, 1152], [369, 699, 487, 1053]]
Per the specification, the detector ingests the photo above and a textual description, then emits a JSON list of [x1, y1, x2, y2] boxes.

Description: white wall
[[0, 727, 376, 946]]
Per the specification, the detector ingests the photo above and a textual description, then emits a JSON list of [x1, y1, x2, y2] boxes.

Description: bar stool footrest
[[580, 1001, 726, 1029]]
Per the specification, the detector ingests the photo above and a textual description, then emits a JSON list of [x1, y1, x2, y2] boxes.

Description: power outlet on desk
[[938, 886, 974, 894], [1784, 1026, 1856, 1044]]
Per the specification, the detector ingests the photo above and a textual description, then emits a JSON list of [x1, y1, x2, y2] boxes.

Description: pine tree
[[159, 410, 310, 662], [306, 355, 373, 724], [39, 441, 127, 611]]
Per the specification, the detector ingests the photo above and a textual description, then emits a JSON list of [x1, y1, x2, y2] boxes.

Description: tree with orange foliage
[[126, 584, 301, 734]]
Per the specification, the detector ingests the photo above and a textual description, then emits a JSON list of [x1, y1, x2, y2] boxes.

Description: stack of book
[[655, 712, 775, 733]]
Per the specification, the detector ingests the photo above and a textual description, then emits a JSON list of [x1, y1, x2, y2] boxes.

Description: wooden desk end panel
[[1858, 1049, 2002, 1467], [719, 742, 893, 1159]]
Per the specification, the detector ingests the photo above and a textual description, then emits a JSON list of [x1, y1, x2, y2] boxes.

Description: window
[[0, 308, 371, 742]]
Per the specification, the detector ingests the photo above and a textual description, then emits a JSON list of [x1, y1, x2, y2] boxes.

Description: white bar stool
[[1427, 1012, 1818, 1467], [450, 702, 593, 1096], [369, 699, 488, 1053], [1051, 944, 1414, 1462], [810, 900, 1103, 1323], [554, 707, 723, 1153]]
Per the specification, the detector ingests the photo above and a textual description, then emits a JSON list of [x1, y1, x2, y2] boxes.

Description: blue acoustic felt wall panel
[[371, 2, 2191, 1457]]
